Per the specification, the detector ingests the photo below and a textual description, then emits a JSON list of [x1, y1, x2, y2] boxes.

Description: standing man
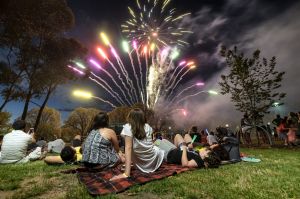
[[0, 120, 42, 164]]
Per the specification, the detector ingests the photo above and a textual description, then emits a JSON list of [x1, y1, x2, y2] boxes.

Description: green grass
[[0, 147, 299, 199]]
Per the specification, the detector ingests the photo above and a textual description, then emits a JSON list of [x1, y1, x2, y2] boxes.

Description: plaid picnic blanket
[[71, 162, 192, 196]]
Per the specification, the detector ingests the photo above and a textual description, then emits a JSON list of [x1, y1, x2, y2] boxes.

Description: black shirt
[[167, 148, 204, 168]]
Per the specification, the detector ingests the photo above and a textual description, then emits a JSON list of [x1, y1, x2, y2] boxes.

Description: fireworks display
[[69, 0, 215, 112], [121, 0, 192, 50], [68, 34, 203, 110]]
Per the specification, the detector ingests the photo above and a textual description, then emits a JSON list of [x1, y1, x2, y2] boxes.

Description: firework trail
[[165, 62, 195, 100], [90, 72, 126, 105], [89, 58, 131, 106], [174, 90, 212, 106], [68, 66, 117, 108], [132, 41, 146, 101], [168, 82, 205, 105], [110, 46, 139, 103], [97, 47, 133, 105], [167, 65, 196, 98], [127, 46, 144, 103], [92, 96, 117, 109]]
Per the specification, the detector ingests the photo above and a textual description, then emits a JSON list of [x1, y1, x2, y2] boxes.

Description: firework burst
[[121, 0, 192, 50]]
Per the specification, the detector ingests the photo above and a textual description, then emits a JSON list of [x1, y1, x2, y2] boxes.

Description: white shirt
[[47, 139, 65, 153], [207, 134, 218, 145], [121, 123, 164, 173], [0, 130, 33, 163]]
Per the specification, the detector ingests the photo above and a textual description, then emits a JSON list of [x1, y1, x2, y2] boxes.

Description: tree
[[64, 108, 100, 138], [61, 126, 80, 143], [33, 37, 87, 130], [25, 107, 61, 140], [0, 111, 11, 135], [219, 46, 286, 124], [108, 106, 131, 124], [0, 0, 86, 120]]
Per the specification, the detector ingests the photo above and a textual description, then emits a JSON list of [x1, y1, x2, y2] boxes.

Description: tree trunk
[[0, 70, 24, 112], [21, 89, 32, 120], [34, 85, 55, 130], [0, 99, 9, 112]]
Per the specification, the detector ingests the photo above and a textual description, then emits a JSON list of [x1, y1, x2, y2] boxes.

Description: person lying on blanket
[[44, 145, 82, 165], [155, 134, 221, 168], [184, 132, 230, 161], [110, 108, 164, 181]]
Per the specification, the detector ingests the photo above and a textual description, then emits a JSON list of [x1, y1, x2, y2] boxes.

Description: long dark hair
[[88, 111, 109, 132], [127, 108, 146, 140]]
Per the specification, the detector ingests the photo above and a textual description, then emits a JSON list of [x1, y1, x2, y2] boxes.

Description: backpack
[[221, 137, 241, 161]]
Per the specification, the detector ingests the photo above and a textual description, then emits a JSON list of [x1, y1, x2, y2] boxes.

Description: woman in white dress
[[110, 108, 164, 180]]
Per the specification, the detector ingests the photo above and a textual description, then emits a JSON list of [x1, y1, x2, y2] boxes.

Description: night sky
[[2, 0, 300, 126]]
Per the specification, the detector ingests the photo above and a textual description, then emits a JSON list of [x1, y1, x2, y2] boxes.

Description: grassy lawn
[[0, 147, 299, 199]]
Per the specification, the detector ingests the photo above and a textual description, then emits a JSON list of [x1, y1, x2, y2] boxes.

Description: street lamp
[[72, 90, 116, 108], [73, 90, 92, 99]]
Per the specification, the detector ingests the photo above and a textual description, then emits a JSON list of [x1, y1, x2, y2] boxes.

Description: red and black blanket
[[65, 163, 193, 196]]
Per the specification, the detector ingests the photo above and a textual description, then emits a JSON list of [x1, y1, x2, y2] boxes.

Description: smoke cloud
[[170, 1, 300, 130]]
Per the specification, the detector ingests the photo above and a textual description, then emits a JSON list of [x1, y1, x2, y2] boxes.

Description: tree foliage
[[108, 106, 131, 124], [219, 46, 286, 123], [63, 107, 100, 138], [25, 107, 61, 140], [0, 0, 86, 120]]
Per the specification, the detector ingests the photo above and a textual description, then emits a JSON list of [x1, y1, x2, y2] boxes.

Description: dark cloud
[[171, 0, 300, 129]]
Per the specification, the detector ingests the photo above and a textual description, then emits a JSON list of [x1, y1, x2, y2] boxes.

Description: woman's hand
[[110, 173, 128, 181]]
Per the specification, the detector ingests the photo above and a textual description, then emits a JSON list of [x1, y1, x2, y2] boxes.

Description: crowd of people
[[240, 111, 300, 146], [0, 108, 242, 180], [272, 112, 300, 146]]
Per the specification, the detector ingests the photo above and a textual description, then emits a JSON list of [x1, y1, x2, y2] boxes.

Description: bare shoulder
[[101, 128, 117, 138], [106, 128, 116, 134]]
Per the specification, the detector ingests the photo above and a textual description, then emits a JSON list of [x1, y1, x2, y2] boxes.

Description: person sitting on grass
[[155, 133, 221, 168], [0, 120, 43, 164], [82, 111, 125, 169], [110, 108, 164, 180], [0, 135, 3, 149], [44, 145, 82, 165]]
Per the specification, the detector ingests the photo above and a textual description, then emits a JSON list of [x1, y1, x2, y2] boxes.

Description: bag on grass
[[221, 137, 241, 162]]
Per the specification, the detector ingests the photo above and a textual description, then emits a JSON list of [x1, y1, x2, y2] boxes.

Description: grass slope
[[0, 147, 299, 199]]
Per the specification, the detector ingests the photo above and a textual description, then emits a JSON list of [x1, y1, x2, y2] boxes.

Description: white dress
[[121, 123, 164, 173]]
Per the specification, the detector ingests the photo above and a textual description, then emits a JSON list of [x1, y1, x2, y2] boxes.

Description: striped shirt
[[0, 130, 33, 164]]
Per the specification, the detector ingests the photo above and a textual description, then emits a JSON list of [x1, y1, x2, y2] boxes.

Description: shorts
[[154, 139, 176, 161], [278, 132, 287, 140]]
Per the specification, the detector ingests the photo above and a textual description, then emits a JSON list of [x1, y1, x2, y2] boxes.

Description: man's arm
[[181, 146, 198, 168], [30, 132, 36, 143]]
